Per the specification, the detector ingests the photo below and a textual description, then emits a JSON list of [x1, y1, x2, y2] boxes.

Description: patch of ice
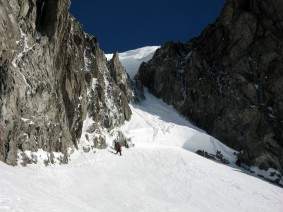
[[254, 84, 259, 90], [20, 118, 29, 122]]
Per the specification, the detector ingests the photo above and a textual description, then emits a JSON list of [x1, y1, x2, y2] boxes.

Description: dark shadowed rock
[[136, 0, 283, 173]]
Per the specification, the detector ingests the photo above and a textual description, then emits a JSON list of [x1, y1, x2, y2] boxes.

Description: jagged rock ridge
[[0, 0, 132, 165], [136, 0, 283, 173]]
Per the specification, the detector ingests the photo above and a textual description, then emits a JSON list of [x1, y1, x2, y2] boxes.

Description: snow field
[[0, 46, 282, 212], [1, 145, 282, 212], [120, 90, 235, 162], [106, 46, 160, 79]]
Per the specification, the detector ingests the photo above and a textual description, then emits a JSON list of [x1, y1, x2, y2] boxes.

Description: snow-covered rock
[[0, 0, 132, 165]]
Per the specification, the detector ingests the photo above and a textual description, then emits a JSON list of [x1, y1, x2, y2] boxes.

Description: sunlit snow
[[0, 47, 282, 212], [106, 46, 159, 79]]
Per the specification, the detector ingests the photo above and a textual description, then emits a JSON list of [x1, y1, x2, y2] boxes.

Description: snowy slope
[[120, 89, 236, 161], [106, 46, 159, 79], [0, 47, 283, 212], [1, 146, 283, 212]]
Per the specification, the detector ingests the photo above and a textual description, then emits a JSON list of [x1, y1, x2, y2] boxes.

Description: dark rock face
[[0, 0, 132, 165], [136, 0, 283, 173]]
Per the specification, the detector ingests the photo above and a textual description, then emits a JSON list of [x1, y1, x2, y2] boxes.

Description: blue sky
[[70, 0, 226, 53]]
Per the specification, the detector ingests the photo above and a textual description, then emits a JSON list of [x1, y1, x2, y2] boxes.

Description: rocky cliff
[[136, 0, 283, 173], [0, 0, 132, 165]]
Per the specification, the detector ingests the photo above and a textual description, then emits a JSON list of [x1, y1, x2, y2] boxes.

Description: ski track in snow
[[1, 46, 283, 212]]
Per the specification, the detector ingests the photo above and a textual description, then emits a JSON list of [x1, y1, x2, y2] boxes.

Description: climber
[[115, 139, 122, 156], [114, 137, 119, 151], [236, 158, 241, 167]]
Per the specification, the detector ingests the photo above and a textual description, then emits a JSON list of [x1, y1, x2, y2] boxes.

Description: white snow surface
[[106, 46, 159, 79], [1, 47, 283, 212]]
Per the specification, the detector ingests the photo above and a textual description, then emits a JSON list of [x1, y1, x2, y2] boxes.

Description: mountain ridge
[[136, 0, 283, 174]]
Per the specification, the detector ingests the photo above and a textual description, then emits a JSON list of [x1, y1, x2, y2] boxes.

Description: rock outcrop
[[0, 0, 132, 165], [136, 0, 283, 173]]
